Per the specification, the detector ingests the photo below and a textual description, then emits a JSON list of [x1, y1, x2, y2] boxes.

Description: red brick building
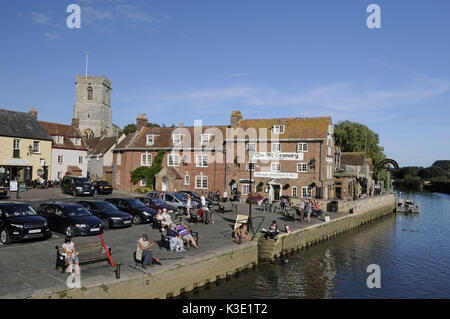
[[225, 111, 336, 201]]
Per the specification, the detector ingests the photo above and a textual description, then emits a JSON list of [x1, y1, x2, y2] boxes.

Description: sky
[[0, 0, 449, 167]]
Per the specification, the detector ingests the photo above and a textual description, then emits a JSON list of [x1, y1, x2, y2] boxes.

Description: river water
[[187, 192, 450, 299]]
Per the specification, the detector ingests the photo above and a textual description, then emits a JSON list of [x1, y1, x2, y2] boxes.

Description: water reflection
[[186, 192, 450, 299]]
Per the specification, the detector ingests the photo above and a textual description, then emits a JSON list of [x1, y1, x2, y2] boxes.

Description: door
[[105, 172, 112, 185], [273, 185, 281, 201], [162, 176, 169, 191]]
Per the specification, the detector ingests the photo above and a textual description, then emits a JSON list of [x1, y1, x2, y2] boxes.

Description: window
[[79, 156, 83, 164], [168, 153, 180, 166], [195, 154, 209, 167], [246, 162, 256, 171], [116, 172, 121, 185], [73, 138, 81, 146], [141, 153, 152, 166], [195, 175, 208, 189], [271, 143, 281, 152], [57, 171, 63, 179], [172, 134, 183, 145], [327, 165, 333, 179], [272, 125, 285, 134], [292, 186, 298, 198], [302, 187, 312, 198], [117, 152, 121, 165], [54, 136, 64, 144], [146, 134, 155, 146], [247, 143, 256, 152], [271, 162, 281, 172], [140, 179, 146, 187], [297, 143, 308, 152], [87, 86, 93, 100], [297, 163, 307, 172], [57, 155, 64, 164], [13, 139, 20, 149], [184, 174, 190, 186], [33, 141, 40, 153], [242, 184, 251, 195], [200, 134, 212, 145]]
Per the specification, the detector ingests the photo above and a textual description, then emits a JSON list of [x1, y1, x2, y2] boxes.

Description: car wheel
[[65, 226, 75, 237], [132, 215, 142, 225], [102, 218, 110, 229], [0, 229, 11, 245], [177, 207, 186, 216]]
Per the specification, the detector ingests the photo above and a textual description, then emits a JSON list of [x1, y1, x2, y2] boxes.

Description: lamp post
[[248, 161, 254, 233]]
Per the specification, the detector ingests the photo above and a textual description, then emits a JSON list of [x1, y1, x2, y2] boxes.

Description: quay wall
[[35, 241, 258, 299], [258, 193, 396, 261], [33, 194, 395, 299]]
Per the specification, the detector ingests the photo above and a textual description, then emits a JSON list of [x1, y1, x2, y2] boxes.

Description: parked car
[[146, 191, 198, 215], [104, 198, 157, 225], [146, 190, 163, 199], [177, 191, 209, 207], [0, 202, 52, 245], [0, 187, 8, 199], [94, 181, 113, 195], [78, 200, 132, 229], [135, 197, 176, 213], [37, 202, 103, 237], [61, 176, 95, 197]]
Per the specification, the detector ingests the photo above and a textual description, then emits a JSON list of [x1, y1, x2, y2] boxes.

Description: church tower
[[72, 75, 114, 138]]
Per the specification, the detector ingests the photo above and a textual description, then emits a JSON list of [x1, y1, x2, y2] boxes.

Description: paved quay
[[0, 188, 337, 299]]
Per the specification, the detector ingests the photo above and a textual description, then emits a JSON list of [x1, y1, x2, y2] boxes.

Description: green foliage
[[130, 150, 167, 187], [334, 120, 386, 177], [135, 186, 154, 194], [122, 122, 161, 136], [432, 160, 450, 172]]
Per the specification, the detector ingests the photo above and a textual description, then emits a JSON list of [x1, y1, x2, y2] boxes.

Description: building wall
[[0, 136, 52, 181], [51, 148, 88, 179], [87, 155, 104, 181]]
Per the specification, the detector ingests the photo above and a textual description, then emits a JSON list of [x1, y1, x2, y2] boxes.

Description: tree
[[432, 160, 450, 173], [334, 120, 386, 178], [121, 122, 161, 136]]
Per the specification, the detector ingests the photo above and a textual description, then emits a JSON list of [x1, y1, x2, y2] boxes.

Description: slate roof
[[0, 109, 52, 141]]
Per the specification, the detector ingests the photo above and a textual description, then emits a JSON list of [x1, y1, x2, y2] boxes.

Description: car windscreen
[[64, 206, 92, 217], [95, 202, 119, 212], [74, 178, 90, 184], [2, 205, 38, 218], [127, 199, 147, 208]]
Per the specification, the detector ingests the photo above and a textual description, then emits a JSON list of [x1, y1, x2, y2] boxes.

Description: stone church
[[71, 75, 121, 138]]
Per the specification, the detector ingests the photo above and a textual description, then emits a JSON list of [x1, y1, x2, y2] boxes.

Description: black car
[[94, 181, 113, 195], [105, 198, 157, 225], [78, 200, 132, 229], [37, 202, 103, 237], [0, 202, 52, 245], [61, 176, 95, 197], [135, 197, 176, 213]]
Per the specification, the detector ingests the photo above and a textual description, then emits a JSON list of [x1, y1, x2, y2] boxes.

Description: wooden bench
[[55, 242, 112, 273], [159, 229, 199, 251]]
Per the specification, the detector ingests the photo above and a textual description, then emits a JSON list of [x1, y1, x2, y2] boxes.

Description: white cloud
[[31, 12, 51, 25]]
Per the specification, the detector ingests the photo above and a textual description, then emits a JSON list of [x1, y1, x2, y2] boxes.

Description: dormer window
[[172, 134, 183, 145], [146, 134, 155, 146], [272, 125, 285, 134], [54, 136, 64, 144]]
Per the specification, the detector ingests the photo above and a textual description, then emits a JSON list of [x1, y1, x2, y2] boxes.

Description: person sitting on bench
[[166, 224, 185, 252], [137, 233, 155, 269], [235, 223, 250, 241], [176, 221, 198, 249], [264, 220, 279, 239], [313, 200, 323, 218], [62, 236, 80, 276]]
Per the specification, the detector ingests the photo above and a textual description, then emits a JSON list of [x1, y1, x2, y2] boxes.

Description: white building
[[39, 121, 88, 180]]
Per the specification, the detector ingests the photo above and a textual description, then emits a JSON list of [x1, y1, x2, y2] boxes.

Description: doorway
[[162, 176, 169, 191]]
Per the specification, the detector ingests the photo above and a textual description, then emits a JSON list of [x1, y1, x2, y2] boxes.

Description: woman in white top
[[63, 236, 80, 276], [186, 194, 192, 218]]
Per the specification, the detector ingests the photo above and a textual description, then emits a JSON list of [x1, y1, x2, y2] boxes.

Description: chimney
[[71, 118, 80, 128], [230, 110, 242, 127], [29, 108, 38, 119], [179, 122, 184, 128], [136, 114, 148, 130]]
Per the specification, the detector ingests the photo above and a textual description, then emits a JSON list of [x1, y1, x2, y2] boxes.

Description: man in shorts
[[176, 221, 198, 249]]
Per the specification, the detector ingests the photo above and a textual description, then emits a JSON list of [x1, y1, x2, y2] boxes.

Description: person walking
[[137, 233, 155, 269], [186, 194, 192, 218]]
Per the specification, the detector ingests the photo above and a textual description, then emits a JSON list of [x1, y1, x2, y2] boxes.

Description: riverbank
[[22, 193, 396, 299]]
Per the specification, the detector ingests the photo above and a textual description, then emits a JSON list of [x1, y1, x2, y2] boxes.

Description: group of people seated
[[165, 221, 198, 252]]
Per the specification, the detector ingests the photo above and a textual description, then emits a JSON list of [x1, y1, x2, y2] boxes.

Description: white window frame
[[297, 163, 307, 173], [271, 162, 281, 172], [327, 165, 333, 180], [141, 153, 152, 166], [195, 175, 208, 189], [272, 125, 285, 134], [302, 186, 312, 198], [271, 143, 281, 152], [146, 134, 155, 146], [13, 139, 20, 149], [78, 156, 83, 164], [57, 155, 64, 164], [140, 179, 147, 187], [184, 174, 190, 186], [292, 186, 298, 198], [33, 141, 40, 153], [195, 154, 209, 168], [246, 162, 256, 171], [117, 152, 122, 166], [200, 134, 212, 145], [297, 143, 308, 152], [172, 134, 183, 145], [247, 143, 256, 152], [242, 184, 251, 195], [168, 153, 180, 167]]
